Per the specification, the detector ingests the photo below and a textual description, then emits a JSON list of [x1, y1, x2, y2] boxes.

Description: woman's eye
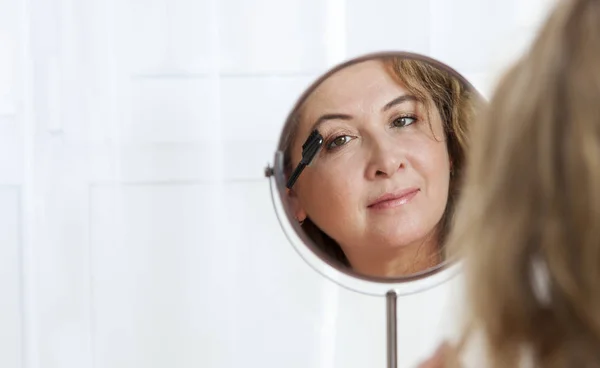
[[327, 135, 352, 149], [392, 116, 417, 127]]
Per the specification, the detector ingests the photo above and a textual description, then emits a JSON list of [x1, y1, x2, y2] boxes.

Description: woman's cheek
[[416, 141, 450, 175], [317, 173, 357, 212]]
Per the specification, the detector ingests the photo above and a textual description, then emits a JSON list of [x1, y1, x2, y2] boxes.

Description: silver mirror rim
[[265, 50, 482, 295]]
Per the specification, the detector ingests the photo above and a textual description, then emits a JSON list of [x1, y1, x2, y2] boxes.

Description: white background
[[1, 0, 556, 367]]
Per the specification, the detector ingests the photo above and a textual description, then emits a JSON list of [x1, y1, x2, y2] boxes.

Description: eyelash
[[324, 113, 419, 151]]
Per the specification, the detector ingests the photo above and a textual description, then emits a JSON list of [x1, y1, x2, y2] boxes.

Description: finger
[[417, 343, 451, 368]]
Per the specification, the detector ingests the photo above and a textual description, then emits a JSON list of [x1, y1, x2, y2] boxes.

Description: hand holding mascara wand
[[286, 129, 324, 189]]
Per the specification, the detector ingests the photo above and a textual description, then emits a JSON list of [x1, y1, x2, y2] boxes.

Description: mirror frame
[[265, 51, 482, 296]]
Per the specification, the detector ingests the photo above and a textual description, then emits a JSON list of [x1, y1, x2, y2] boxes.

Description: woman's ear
[[286, 188, 307, 222]]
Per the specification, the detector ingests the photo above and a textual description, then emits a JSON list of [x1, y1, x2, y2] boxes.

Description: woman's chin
[[367, 228, 433, 249]]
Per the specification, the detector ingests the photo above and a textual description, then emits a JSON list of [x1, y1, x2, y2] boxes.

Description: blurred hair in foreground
[[447, 0, 600, 366]]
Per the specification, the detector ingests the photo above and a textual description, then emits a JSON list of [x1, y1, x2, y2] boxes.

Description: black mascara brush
[[286, 129, 324, 189]]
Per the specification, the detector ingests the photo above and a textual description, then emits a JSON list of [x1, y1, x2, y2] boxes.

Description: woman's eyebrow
[[382, 94, 418, 112], [311, 113, 353, 132]]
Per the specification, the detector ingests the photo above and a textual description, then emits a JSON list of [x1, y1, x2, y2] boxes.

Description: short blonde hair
[[449, 0, 600, 366]]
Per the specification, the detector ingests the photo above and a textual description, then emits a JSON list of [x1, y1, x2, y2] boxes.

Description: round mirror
[[266, 51, 485, 296]]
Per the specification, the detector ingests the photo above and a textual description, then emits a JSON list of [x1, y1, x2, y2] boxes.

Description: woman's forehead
[[303, 60, 408, 112]]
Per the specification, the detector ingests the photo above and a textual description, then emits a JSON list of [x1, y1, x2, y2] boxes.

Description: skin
[[417, 343, 451, 368], [288, 59, 451, 277]]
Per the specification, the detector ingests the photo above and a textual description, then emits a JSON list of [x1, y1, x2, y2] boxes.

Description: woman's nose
[[365, 136, 404, 180]]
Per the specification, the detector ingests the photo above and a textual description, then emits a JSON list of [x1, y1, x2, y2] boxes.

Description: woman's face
[[289, 60, 451, 254]]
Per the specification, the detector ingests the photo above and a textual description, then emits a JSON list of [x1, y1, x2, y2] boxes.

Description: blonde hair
[[449, 0, 600, 366], [280, 56, 481, 270]]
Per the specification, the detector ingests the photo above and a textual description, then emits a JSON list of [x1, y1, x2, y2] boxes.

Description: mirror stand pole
[[386, 290, 397, 368]]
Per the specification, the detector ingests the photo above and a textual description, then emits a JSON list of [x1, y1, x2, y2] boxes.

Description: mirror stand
[[386, 291, 397, 368]]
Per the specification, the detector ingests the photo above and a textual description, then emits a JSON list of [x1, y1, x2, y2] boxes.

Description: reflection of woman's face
[[290, 60, 450, 256]]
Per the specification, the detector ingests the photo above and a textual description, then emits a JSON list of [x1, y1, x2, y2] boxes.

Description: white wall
[[0, 0, 557, 367]]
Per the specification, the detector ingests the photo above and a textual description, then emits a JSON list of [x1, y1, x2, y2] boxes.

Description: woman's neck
[[343, 232, 442, 278]]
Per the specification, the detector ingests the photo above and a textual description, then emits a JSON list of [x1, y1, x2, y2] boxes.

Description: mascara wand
[[286, 129, 323, 189]]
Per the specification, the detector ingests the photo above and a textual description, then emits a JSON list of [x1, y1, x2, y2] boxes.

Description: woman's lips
[[368, 188, 420, 210]]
